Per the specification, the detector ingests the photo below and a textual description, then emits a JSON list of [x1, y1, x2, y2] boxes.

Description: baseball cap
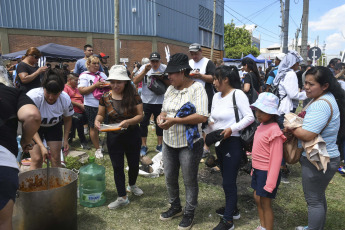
[[99, 52, 109, 59], [189, 43, 201, 52], [149, 52, 160, 61]]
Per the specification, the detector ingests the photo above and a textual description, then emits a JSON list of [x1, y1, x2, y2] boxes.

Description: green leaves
[[224, 22, 260, 59]]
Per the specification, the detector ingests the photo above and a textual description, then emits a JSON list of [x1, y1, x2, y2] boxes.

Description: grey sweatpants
[[300, 156, 340, 230]]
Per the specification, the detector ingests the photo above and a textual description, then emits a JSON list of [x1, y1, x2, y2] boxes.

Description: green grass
[[70, 125, 345, 230]]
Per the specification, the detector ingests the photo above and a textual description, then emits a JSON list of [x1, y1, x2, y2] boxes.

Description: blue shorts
[[251, 168, 280, 199], [0, 166, 19, 210]]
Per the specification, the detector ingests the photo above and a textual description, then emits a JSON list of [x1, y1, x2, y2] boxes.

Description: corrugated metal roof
[[0, 0, 223, 45]]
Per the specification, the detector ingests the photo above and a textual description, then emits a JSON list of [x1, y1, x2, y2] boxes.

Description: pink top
[[64, 84, 84, 114], [251, 122, 286, 193]]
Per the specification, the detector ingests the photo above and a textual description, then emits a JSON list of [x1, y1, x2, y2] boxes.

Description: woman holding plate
[[94, 65, 143, 210]]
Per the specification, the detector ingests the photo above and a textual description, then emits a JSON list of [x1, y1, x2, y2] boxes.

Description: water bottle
[[79, 156, 106, 207], [16, 135, 22, 163]]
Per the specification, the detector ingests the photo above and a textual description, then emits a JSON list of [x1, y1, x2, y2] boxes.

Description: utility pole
[[114, 0, 120, 64], [301, 0, 309, 63], [210, 0, 216, 61], [279, 0, 284, 52], [282, 0, 290, 54], [295, 28, 300, 52]]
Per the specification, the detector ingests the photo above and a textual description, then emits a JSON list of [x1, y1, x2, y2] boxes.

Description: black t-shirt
[[0, 84, 35, 156], [16, 62, 40, 93], [296, 70, 303, 90], [204, 60, 216, 112], [244, 72, 260, 92]]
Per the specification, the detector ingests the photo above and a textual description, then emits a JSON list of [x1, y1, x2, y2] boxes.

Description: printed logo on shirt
[[68, 103, 74, 112], [225, 153, 231, 158], [41, 115, 62, 125]]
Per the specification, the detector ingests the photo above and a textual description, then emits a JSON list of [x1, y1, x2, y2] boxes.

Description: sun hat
[[165, 53, 192, 73], [276, 53, 286, 61], [149, 52, 160, 61], [189, 43, 201, 52], [107, 65, 131, 81], [250, 92, 279, 115]]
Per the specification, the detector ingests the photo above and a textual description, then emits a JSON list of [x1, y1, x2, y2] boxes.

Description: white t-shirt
[[209, 89, 254, 136], [189, 57, 209, 86], [27, 87, 74, 127], [0, 145, 18, 169], [78, 71, 108, 107]]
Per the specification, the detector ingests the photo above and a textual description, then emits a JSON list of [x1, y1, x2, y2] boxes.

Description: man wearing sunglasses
[[16, 47, 48, 93]]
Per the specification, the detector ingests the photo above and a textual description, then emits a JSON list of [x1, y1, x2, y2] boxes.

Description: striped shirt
[[302, 92, 340, 158], [162, 82, 208, 148]]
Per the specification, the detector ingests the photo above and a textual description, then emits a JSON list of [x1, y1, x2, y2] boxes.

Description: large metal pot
[[12, 168, 78, 230]]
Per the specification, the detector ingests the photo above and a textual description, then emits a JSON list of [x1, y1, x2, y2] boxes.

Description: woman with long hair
[[290, 66, 345, 230], [94, 65, 143, 209], [16, 47, 48, 92], [241, 57, 261, 101], [209, 66, 254, 230]]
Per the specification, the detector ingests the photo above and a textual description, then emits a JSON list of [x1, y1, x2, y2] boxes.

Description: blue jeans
[[215, 136, 242, 221], [162, 139, 203, 215]]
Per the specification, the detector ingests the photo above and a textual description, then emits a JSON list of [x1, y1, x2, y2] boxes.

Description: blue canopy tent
[[1, 43, 84, 62], [243, 54, 272, 64]]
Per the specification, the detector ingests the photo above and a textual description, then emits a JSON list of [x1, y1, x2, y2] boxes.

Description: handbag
[[147, 75, 167, 95], [283, 98, 333, 164], [233, 90, 260, 152], [245, 72, 259, 104], [92, 73, 110, 100]]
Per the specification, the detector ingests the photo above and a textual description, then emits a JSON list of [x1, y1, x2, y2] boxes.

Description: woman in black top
[[16, 47, 48, 93], [241, 57, 261, 96]]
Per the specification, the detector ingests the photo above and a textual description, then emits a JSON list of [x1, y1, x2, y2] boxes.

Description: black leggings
[[107, 125, 141, 197], [69, 112, 87, 143], [140, 103, 163, 137]]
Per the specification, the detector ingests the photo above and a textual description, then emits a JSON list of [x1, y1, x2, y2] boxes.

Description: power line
[[245, 0, 280, 22], [223, 2, 281, 37]]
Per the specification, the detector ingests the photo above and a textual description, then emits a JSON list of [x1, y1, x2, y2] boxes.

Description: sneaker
[[81, 142, 91, 150], [295, 226, 308, 230], [156, 144, 162, 152], [140, 146, 148, 156], [108, 197, 130, 209], [280, 169, 290, 184], [126, 185, 144, 196], [202, 148, 210, 158], [215, 207, 241, 220], [213, 218, 234, 230], [178, 214, 194, 230], [95, 148, 103, 159], [160, 206, 183, 221], [338, 166, 345, 174]]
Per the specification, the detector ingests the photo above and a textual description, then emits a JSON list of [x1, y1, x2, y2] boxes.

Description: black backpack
[[268, 78, 286, 105]]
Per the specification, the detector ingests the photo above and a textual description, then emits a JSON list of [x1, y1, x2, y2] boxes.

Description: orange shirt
[[64, 84, 84, 114]]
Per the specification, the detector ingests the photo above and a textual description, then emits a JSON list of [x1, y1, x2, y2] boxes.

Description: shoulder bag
[[233, 90, 260, 152], [245, 72, 259, 104], [147, 75, 167, 95]]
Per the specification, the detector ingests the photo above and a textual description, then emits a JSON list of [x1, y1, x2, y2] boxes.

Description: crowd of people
[[1, 42, 344, 230]]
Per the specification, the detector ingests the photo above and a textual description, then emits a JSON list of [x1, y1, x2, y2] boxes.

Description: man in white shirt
[[189, 43, 216, 157]]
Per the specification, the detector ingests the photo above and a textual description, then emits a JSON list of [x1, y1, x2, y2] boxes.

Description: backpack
[[268, 78, 286, 105]]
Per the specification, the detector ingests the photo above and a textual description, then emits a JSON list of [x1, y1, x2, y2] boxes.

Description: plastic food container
[[99, 123, 125, 132]]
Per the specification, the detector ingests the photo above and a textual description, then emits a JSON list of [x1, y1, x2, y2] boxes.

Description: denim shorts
[[251, 168, 280, 199], [0, 166, 19, 210]]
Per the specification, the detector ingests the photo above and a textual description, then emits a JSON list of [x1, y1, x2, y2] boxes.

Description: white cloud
[[309, 4, 345, 31], [325, 32, 345, 52]]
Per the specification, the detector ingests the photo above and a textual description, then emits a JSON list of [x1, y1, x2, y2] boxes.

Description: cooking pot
[[12, 168, 78, 230]]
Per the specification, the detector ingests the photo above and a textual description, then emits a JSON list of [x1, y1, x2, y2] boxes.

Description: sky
[[223, 0, 345, 55]]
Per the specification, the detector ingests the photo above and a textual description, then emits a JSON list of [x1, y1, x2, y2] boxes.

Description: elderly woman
[[290, 67, 345, 230], [16, 47, 48, 92], [27, 69, 73, 169], [273, 50, 307, 183], [78, 56, 108, 158], [157, 53, 208, 230]]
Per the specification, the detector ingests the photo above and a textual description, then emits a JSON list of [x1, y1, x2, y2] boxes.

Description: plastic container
[[79, 157, 106, 207]]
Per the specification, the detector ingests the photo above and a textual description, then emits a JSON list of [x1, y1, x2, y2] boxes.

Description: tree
[[224, 22, 260, 59]]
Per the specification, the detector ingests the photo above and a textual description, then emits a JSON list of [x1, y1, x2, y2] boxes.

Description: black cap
[[165, 53, 192, 73], [149, 52, 160, 61]]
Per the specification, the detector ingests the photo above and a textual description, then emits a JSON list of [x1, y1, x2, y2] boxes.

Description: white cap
[[276, 53, 286, 61], [107, 65, 131, 81]]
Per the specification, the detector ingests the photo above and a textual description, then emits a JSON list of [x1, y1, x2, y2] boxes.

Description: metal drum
[[12, 168, 78, 230]]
